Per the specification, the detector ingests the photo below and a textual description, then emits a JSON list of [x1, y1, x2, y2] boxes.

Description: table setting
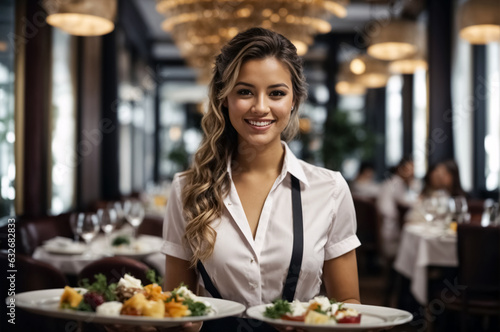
[[32, 200, 165, 276], [393, 192, 471, 304]]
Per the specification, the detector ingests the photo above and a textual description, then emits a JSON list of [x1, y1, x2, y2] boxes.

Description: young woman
[[162, 28, 360, 331]]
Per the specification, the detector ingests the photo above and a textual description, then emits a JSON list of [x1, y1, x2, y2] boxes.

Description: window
[[0, 0, 16, 217], [413, 68, 427, 179], [385, 75, 403, 166], [49, 28, 77, 215], [485, 42, 499, 192]]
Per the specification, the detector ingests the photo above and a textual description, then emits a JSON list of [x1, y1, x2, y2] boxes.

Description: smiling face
[[225, 57, 295, 150]]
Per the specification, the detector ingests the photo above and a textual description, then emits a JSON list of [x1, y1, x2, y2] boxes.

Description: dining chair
[[17, 213, 74, 255], [352, 195, 379, 275], [0, 251, 74, 332], [137, 215, 163, 237], [0, 251, 68, 293], [447, 224, 500, 331], [467, 199, 484, 225], [77, 256, 151, 285]]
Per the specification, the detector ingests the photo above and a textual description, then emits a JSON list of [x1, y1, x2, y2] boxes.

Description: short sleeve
[[161, 174, 193, 261], [324, 173, 361, 260]]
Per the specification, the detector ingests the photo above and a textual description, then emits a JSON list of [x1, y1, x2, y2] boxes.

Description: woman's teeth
[[248, 120, 272, 127]]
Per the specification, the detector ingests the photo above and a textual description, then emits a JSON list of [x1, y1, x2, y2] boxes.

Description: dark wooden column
[[472, 45, 487, 197], [365, 87, 386, 180], [427, 0, 454, 167], [324, 34, 340, 112], [100, 30, 121, 200], [22, 0, 52, 217], [402, 74, 414, 158], [77, 36, 103, 209]]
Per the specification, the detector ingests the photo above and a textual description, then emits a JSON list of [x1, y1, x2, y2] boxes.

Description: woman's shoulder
[[170, 171, 190, 191], [297, 159, 349, 190]]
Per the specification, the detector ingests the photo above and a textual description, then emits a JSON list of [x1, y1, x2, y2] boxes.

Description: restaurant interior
[[0, 0, 499, 331]]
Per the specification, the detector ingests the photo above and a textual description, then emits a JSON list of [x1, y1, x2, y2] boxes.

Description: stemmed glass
[[422, 197, 439, 224], [124, 200, 145, 239], [80, 212, 100, 246], [69, 212, 83, 242], [449, 196, 469, 223], [112, 201, 125, 229], [97, 207, 118, 252]]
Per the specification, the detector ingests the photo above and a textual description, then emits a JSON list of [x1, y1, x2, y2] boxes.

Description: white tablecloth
[[393, 223, 458, 304], [33, 234, 164, 276]]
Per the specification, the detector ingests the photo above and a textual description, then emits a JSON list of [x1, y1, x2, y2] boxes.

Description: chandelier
[[156, 0, 349, 80]]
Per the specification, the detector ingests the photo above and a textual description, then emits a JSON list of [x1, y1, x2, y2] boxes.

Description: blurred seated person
[[406, 159, 466, 224], [351, 162, 380, 199], [376, 157, 415, 259]]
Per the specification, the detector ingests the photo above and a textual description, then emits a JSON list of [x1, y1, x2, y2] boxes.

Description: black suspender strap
[[282, 175, 304, 301], [197, 174, 304, 301], [197, 260, 223, 299]]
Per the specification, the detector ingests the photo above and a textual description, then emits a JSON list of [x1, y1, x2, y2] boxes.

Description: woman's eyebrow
[[234, 82, 290, 89]]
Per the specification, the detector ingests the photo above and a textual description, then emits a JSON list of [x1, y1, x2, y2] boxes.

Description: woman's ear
[[222, 98, 228, 108]]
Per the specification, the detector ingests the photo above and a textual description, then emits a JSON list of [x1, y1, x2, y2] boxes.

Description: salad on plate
[[59, 272, 214, 319], [264, 296, 361, 325]]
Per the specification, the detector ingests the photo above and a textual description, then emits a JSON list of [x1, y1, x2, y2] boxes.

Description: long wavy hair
[[181, 27, 308, 266]]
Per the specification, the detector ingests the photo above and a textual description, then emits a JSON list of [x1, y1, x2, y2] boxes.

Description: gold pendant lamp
[[458, 0, 500, 44], [44, 0, 117, 36], [367, 19, 420, 61]]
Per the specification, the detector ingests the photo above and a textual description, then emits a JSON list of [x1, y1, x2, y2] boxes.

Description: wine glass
[[124, 200, 145, 239], [422, 197, 438, 224], [97, 207, 118, 251], [111, 201, 125, 228], [449, 196, 469, 223], [69, 212, 83, 242], [80, 213, 100, 245]]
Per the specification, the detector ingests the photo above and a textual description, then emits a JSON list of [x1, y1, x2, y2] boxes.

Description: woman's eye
[[237, 89, 252, 96], [270, 90, 286, 97]]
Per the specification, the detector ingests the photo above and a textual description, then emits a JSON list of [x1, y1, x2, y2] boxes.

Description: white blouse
[[162, 143, 360, 307]]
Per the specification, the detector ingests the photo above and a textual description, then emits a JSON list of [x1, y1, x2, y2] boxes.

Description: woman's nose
[[252, 95, 269, 114]]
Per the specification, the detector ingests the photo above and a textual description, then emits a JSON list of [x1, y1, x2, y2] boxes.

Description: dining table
[[32, 227, 166, 277], [393, 222, 458, 305]]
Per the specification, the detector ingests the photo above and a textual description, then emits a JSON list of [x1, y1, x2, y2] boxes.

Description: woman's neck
[[232, 140, 285, 176]]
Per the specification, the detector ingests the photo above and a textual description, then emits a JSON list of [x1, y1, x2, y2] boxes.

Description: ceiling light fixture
[[44, 0, 117, 36], [156, 0, 349, 80], [350, 55, 389, 88], [367, 20, 421, 61], [458, 0, 500, 44]]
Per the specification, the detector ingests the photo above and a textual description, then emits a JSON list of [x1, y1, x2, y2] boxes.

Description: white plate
[[11, 289, 246, 327], [246, 303, 413, 332], [42, 243, 88, 255], [111, 246, 157, 259]]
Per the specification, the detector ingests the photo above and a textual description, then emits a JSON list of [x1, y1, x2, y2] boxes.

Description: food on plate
[[116, 273, 144, 302], [58, 273, 214, 319], [96, 301, 123, 316], [121, 293, 165, 318], [264, 296, 361, 325], [112, 235, 131, 246], [59, 286, 83, 309]]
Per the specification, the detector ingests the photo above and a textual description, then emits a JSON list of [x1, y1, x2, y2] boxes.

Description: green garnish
[[60, 303, 73, 310], [78, 273, 117, 301], [112, 236, 130, 246], [146, 269, 163, 286], [183, 298, 209, 316], [76, 300, 93, 312], [264, 299, 292, 319]]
